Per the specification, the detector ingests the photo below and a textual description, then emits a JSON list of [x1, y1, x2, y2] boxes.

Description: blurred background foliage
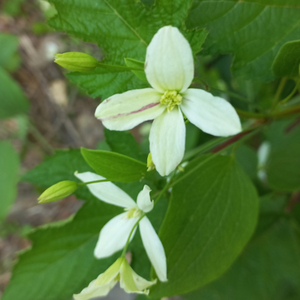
[[0, 0, 300, 299]]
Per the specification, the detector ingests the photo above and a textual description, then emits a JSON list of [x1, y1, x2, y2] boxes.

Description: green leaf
[[0, 67, 29, 119], [150, 155, 259, 298], [186, 0, 300, 81], [104, 128, 147, 162], [22, 149, 93, 201], [49, 0, 207, 98], [2, 199, 121, 300], [272, 39, 300, 78], [0, 141, 19, 220], [81, 148, 147, 182], [235, 145, 258, 179], [266, 120, 300, 191], [183, 219, 300, 300], [0, 33, 19, 68], [124, 57, 148, 82], [6, 152, 167, 300]]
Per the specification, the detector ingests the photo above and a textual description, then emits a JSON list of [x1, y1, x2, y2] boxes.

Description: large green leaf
[[150, 155, 259, 298], [49, 0, 207, 99], [104, 128, 147, 162], [2, 200, 120, 300], [0, 67, 29, 119], [265, 120, 300, 191], [186, 0, 300, 81], [0, 141, 19, 220], [272, 40, 300, 78], [184, 219, 300, 300], [0, 33, 19, 68], [81, 148, 147, 182], [11, 149, 168, 300]]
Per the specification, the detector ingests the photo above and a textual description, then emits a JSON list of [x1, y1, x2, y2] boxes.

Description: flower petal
[[139, 216, 167, 282], [94, 212, 138, 259], [137, 185, 153, 213], [75, 172, 136, 208], [149, 107, 185, 176], [73, 275, 117, 300], [120, 259, 156, 294], [145, 26, 194, 93], [95, 88, 165, 130], [181, 89, 242, 136]]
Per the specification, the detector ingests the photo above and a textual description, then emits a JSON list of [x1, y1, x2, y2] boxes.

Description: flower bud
[[54, 52, 98, 72], [38, 180, 78, 203], [147, 153, 155, 171]]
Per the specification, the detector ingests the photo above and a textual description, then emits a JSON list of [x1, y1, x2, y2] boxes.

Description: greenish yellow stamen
[[125, 207, 143, 219], [160, 90, 182, 112]]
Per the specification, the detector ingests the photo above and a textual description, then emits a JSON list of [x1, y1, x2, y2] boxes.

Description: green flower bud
[[54, 52, 98, 72], [147, 153, 155, 171], [38, 180, 78, 203]]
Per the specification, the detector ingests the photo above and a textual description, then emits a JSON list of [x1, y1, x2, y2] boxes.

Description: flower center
[[125, 207, 143, 219], [160, 91, 182, 112]]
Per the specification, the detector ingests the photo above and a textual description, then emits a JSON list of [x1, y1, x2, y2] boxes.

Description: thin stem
[[77, 179, 110, 186], [183, 136, 227, 162], [273, 77, 287, 109], [235, 109, 268, 120], [154, 173, 175, 205], [279, 79, 300, 106], [121, 213, 145, 257], [97, 62, 143, 72], [171, 125, 264, 188], [270, 104, 300, 119]]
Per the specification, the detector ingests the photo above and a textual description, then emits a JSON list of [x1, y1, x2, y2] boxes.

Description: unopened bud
[[147, 153, 155, 171], [54, 52, 98, 72], [38, 180, 78, 203]]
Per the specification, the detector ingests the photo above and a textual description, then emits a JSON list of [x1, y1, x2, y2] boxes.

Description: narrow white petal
[[137, 185, 153, 213], [139, 217, 167, 282], [94, 212, 138, 259], [95, 88, 165, 130], [145, 26, 194, 93], [181, 89, 242, 136], [149, 107, 186, 176], [73, 275, 117, 300], [75, 172, 136, 208]]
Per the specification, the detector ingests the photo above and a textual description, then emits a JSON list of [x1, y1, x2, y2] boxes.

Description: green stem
[[97, 62, 143, 72], [121, 213, 145, 257], [183, 136, 227, 162], [273, 77, 287, 109], [171, 125, 264, 188], [279, 79, 300, 106], [78, 179, 110, 186], [270, 104, 300, 119], [235, 109, 268, 119]]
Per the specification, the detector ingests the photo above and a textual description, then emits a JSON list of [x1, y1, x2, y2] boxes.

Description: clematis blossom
[[75, 172, 167, 282], [95, 26, 242, 176], [73, 257, 156, 300]]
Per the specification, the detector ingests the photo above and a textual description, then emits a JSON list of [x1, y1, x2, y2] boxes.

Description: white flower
[[75, 172, 167, 282], [95, 26, 242, 176], [73, 257, 156, 300]]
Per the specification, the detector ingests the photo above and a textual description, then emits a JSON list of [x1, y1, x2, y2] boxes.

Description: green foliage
[[0, 141, 19, 220], [104, 128, 147, 162], [0, 68, 29, 119], [81, 148, 147, 182], [2, 0, 25, 17], [150, 155, 259, 298], [22, 149, 93, 201], [0, 33, 19, 69], [186, 0, 300, 81], [48, 0, 207, 99], [235, 145, 258, 179], [272, 40, 300, 78], [2, 199, 121, 300], [266, 120, 300, 191], [183, 219, 300, 300], [5, 148, 167, 300], [124, 57, 148, 82]]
